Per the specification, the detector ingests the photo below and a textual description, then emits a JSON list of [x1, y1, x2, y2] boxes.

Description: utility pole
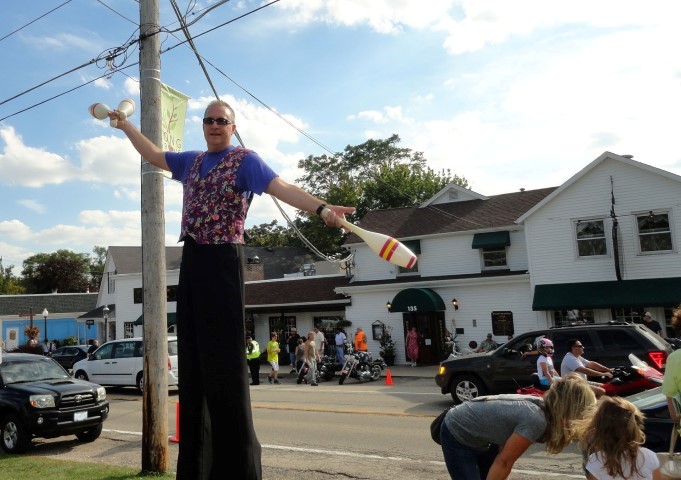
[[139, 0, 169, 472]]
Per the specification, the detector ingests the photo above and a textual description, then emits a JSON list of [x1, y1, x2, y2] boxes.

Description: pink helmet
[[538, 338, 554, 356]]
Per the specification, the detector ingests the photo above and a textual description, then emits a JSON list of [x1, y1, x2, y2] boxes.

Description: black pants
[[247, 358, 261, 385], [176, 238, 261, 480]]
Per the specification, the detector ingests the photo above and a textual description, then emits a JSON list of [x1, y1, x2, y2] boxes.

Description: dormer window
[[472, 232, 510, 270]]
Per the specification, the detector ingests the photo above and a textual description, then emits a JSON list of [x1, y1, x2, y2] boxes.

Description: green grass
[[0, 455, 175, 480]]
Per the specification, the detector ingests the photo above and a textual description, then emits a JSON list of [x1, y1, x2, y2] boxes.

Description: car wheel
[[75, 423, 103, 443], [1, 413, 31, 454], [137, 373, 144, 392], [450, 375, 487, 404], [74, 370, 89, 381]]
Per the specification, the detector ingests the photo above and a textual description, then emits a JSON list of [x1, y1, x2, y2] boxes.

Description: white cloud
[[0, 126, 78, 187], [17, 199, 46, 214]]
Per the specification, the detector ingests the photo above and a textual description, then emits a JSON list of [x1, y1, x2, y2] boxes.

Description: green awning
[[134, 312, 177, 326], [389, 288, 446, 313], [471, 231, 511, 249], [532, 277, 681, 311]]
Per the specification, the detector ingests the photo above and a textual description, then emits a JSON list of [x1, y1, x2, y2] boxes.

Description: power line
[[95, 0, 137, 25], [0, 2, 474, 228], [0, 63, 138, 122], [0, 0, 72, 44]]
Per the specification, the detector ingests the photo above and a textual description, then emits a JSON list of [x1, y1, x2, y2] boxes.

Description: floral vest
[[179, 147, 250, 244]]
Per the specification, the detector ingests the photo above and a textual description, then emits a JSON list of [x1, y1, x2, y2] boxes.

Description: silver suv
[[72, 336, 178, 391]]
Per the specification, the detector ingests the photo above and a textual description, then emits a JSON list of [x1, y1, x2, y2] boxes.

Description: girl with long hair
[[577, 396, 661, 480]]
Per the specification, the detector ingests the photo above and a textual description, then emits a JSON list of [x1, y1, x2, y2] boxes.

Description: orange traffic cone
[[385, 369, 394, 386], [169, 402, 180, 443]]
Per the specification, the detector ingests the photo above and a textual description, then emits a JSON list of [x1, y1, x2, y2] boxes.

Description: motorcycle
[[516, 353, 663, 397], [338, 342, 385, 385], [318, 353, 343, 381]]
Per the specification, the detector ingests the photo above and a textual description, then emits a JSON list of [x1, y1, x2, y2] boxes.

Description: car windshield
[[0, 359, 70, 384]]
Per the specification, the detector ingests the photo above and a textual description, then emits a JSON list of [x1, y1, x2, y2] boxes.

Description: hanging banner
[[160, 83, 190, 152]]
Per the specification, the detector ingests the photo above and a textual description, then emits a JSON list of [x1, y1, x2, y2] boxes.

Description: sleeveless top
[[179, 147, 250, 244]]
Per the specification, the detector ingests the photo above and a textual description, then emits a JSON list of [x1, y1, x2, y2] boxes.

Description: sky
[[1, 0, 681, 272]]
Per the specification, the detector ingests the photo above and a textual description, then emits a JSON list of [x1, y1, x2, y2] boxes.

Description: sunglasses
[[202, 117, 233, 126], [574, 344, 584, 348]]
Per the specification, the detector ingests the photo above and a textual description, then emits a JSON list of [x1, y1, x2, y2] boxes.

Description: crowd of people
[[246, 325, 358, 385]]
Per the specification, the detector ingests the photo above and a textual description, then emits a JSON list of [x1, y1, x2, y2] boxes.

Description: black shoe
[[311, 383, 318, 386], [268, 377, 272, 384], [296, 378, 302, 384], [274, 379, 280, 384], [290, 369, 296, 374]]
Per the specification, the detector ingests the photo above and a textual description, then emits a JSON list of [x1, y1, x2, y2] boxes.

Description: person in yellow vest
[[246, 335, 261, 386], [354, 327, 367, 352]]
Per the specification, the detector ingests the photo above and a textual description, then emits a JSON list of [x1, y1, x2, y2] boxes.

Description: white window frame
[[124, 322, 135, 338], [574, 218, 608, 258], [635, 210, 674, 254], [481, 247, 507, 270]]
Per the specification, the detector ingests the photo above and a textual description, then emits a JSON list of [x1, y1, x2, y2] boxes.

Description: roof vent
[[622, 154, 634, 159], [519, 188, 525, 192]]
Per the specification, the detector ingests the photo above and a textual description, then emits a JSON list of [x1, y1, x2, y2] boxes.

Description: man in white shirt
[[560, 338, 612, 396], [313, 326, 327, 356]]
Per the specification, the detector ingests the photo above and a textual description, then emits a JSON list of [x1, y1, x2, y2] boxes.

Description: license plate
[[74, 411, 88, 422]]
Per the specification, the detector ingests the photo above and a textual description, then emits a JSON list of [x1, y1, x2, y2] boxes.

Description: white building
[[92, 152, 681, 366]]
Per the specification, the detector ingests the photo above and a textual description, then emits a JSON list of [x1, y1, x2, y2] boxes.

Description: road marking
[[251, 403, 436, 417], [101, 430, 584, 478], [264, 445, 584, 478], [103, 428, 142, 436]]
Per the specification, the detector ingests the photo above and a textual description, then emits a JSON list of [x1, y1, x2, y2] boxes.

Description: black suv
[[435, 322, 672, 404], [0, 353, 109, 453]]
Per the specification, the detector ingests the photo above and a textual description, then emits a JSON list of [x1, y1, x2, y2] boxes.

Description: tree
[[89, 246, 107, 292], [21, 250, 91, 294], [291, 134, 467, 256], [245, 220, 305, 248], [0, 258, 25, 294]]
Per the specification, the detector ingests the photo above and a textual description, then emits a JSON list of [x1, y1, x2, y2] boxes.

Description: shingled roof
[[345, 187, 557, 243], [107, 245, 313, 279], [245, 275, 351, 313], [0, 293, 97, 316], [108, 246, 183, 274]]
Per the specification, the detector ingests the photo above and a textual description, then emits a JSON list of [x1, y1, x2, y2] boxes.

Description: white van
[[72, 336, 178, 391]]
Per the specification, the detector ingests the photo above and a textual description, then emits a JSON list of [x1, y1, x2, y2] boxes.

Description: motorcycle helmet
[[538, 338, 554, 356]]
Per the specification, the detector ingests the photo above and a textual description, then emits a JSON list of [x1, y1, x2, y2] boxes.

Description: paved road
[[13, 369, 588, 480]]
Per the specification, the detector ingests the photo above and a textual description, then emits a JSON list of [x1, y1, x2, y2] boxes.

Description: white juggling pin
[[116, 99, 135, 121], [88, 102, 111, 120], [321, 207, 417, 269], [88, 99, 135, 127]]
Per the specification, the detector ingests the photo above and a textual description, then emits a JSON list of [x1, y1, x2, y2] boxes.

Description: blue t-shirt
[[165, 146, 277, 197]]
